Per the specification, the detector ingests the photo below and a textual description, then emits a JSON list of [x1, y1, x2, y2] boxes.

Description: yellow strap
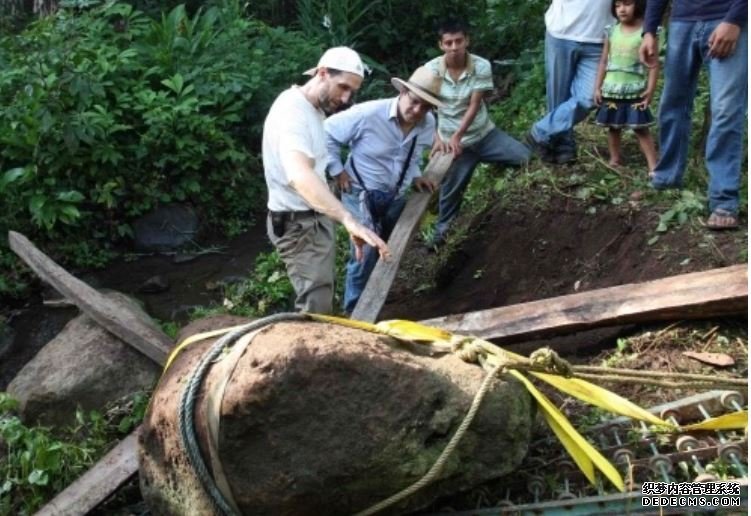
[[682, 410, 748, 431], [510, 370, 625, 491], [164, 324, 247, 371]]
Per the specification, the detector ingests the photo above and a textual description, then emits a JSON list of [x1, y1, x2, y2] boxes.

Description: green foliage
[[223, 250, 295, 316], [488, 43, 547, 134], [0, 391, 148, 515], [654, 190, 706, 234], [0, 1, 321, 297], [252, 0, 549, 92]]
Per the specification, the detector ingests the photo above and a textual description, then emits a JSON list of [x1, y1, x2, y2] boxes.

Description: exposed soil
[[383, 194, 744, 322]]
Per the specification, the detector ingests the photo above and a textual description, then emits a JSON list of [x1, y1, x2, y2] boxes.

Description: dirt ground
[[383, 193, 745, 322]]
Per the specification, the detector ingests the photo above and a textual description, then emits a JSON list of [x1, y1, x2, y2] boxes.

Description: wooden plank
[[419, 265, 748, 342], [35, 430, 140, 516], [9, 231, 172, 364], [351, 152, 454, 322]]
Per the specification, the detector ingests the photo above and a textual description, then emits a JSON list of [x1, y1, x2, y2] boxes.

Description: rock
[[139, 318, 534, 515], [6, 292, 164, 427], [137, 274, 170, 294], [132, 204, 199, 252]]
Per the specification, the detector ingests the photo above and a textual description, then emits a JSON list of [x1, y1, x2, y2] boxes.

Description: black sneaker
[[524, 132, 554, 162], [553, 151, 577, 165]]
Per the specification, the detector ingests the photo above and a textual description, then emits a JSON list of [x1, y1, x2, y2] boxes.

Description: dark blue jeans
[[341, 186, 406, 314], [651, 20, 748, 215], [531, 31, 603, 155], [435, 128, 529, 239]]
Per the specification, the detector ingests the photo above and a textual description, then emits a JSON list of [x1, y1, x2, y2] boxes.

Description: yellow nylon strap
[[681, 410, 748, 431], [203, 329, 260, 516], [164, 324, 247, 371]]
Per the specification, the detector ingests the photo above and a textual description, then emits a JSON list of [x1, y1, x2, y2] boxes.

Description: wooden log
[[419, 265, 748, 342], [351, 152, 454, 322], [8, 231, 172, 364], [8, 230, 171, 516], [34, 431, 140, 516]]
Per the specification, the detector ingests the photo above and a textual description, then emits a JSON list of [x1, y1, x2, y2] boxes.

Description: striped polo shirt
[[425, 52, 496, 146]]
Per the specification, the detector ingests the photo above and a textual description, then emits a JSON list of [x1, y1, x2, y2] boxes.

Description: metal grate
[[428, 390, 748, 515]]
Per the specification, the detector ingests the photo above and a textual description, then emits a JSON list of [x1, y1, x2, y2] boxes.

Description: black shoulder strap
[[395, 136, 418, 192], [350, 136, 418, 193]]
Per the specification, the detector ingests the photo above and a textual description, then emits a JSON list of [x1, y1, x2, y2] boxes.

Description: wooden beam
[[9, 231, 172, 364], [34, 430, 140, 516], [351, 152, 454, 322], [419, 265, 748, 342], [8, 230, 171, 516]]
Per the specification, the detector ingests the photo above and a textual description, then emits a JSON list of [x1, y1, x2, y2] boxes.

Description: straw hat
[[391, 67, 444, 108]]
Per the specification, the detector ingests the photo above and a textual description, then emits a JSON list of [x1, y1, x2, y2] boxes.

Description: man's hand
[[639, 33, 659, 68], [635, 88, 654, 110], [430, 138, 450, 157], [341, 212, 390, 262], [448, 133, 463, 157], [708, 22, 741, 58], [336, 172, 352, 193], [594, 87, 603, 107], [413, 177, 436, 193]]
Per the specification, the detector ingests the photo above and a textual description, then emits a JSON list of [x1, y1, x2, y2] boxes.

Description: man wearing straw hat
[[325, 66, 443, 314], [263, 47, 389, 315]]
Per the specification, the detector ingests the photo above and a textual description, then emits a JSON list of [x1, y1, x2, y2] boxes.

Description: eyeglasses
[[405, 91, 433, 112]]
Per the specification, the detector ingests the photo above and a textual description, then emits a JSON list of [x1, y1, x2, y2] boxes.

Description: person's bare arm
[[283, 151, 389, 261], [594, 38, 610, 106], [430, 130, 449, 156], [447, 90, 485, 156], [638, 52, 660, 109], [639, 32, 659, 68]]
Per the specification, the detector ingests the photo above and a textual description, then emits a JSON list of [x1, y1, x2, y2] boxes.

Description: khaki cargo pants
[[267, 211, 336, 314]]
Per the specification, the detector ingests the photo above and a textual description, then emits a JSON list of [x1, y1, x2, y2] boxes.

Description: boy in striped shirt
[[425, 19, 530, 249]]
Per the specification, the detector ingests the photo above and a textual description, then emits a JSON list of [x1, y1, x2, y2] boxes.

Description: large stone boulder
[[6, 292, 163, 426], [139, 318, 534, 515], [132, 203, 199, 252]]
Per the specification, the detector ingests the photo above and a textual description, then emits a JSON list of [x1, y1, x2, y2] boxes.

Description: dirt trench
[[382, 194, 744, 347]]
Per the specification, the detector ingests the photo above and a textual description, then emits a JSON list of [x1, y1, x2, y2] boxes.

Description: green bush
[[253, 0, 548, 87], [0, 1, 322, 296], [0, 391, 149, 515]]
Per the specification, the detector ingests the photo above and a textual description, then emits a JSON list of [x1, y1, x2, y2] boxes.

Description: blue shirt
[[644, 0, 747, 35], [325, 98, 435, 196]]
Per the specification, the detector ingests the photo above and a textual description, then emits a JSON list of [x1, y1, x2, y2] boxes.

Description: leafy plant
[[0, 1, 322, 298], [223, 250, 295, 316], [655, 190, 706, 234], [0, 391, 148, 515]]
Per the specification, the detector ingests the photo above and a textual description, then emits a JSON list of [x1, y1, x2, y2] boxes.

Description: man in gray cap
[[325, 67, 442, 314], [263, 47, 389, 314]]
